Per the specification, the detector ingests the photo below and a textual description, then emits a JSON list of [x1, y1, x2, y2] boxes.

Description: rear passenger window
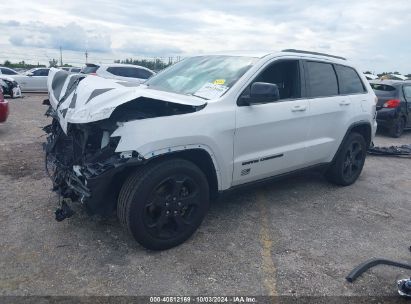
[[306, 61, 338, 97], [335, 65, 365, 94]]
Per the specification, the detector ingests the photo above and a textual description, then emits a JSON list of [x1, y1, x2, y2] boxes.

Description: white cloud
[[0, 0, 410, 73]]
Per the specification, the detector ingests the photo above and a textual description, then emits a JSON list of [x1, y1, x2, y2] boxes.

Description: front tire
[[325, 132, 366, 186], [117, 158, 209, 250]]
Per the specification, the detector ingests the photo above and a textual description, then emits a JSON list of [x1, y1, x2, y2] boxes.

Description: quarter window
[[404, 86, 411, 99], [335, 65, 365, 94], [306, 61, 338, 97]]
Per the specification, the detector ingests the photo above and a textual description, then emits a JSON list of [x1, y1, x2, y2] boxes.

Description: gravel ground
[[0, 94, 410, 300]]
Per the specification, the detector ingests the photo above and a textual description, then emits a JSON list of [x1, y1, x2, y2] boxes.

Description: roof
[[192, 49, 348, 63]]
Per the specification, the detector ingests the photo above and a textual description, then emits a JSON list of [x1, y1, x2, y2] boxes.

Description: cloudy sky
[[0, 0, 410, 73]]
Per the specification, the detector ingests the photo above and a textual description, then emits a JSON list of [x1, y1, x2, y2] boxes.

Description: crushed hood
[[47, 68, 207, 132]]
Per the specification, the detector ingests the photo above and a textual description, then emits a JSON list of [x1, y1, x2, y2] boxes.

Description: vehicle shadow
[[61, 171, 327, 253]]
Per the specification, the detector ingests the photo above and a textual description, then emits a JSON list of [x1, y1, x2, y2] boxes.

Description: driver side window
[[254, 60, 301, 100]]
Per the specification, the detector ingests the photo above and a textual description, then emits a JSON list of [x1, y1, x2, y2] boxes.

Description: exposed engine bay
[[43, 68, 206, 217]]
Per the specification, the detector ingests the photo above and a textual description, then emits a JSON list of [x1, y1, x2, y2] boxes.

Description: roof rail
[[282, 49, 346, 60]]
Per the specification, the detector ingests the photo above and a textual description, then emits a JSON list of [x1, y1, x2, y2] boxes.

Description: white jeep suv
[[44, 49, 377, 250]]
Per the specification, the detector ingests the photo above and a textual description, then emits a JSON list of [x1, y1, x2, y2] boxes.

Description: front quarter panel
[[111, 103, 235, 190]]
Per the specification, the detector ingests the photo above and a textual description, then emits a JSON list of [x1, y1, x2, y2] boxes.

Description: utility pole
[[85, 50, 89, 64], [59, 46, 63, 66]]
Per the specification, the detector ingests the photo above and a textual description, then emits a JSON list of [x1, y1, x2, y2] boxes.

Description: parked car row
[[0, 63, 156, 92]]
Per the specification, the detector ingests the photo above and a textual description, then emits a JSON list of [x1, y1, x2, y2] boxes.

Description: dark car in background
[[370, 80, 411, 137]]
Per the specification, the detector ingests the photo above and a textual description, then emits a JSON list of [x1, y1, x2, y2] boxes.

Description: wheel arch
[[143, 147, 221, 200], [347, 121, 372, 148], [331, 121, 372, 164]]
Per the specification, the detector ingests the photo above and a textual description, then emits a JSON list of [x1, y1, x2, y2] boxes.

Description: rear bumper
[[376, 108, 399, 128]]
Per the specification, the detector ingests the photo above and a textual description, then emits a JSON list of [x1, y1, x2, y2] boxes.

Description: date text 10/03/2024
[[149, 296, 257, 303]]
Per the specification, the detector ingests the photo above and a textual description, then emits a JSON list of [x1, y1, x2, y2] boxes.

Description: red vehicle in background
[[0, 89, 9, 122]]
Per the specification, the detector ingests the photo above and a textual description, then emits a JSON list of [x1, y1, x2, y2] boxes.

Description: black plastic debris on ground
[[368, 144, 411, 157]]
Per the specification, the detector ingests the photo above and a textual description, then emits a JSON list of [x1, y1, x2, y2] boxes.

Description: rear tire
[[117, 158, 209, 250], [389, 117, 405, 138], [325, 132, 366, 186]]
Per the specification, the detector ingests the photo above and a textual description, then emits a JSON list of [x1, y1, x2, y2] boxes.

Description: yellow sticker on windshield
[[213, 79, 226, 85]]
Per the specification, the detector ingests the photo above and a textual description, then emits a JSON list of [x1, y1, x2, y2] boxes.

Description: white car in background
[[81, 63, 155, 83], [12, 68, 50, 92]]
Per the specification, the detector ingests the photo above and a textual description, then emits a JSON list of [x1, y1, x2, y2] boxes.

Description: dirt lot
[[1, 94, 410, 298]]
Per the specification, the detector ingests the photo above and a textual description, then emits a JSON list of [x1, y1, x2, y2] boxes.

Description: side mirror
[[27, 73, 34, 77], [238, 82, 280, 106]]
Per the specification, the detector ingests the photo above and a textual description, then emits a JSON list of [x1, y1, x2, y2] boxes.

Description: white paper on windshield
[[194, 82, 229, 100]]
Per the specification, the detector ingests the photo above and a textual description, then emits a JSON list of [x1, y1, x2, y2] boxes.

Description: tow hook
[[55, 199, 75, 222]]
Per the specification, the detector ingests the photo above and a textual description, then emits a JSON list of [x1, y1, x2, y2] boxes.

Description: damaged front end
[[43, 107, 143, 218], [43, 68, 206, 220]]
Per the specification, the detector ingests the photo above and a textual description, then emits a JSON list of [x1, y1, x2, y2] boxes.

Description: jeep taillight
[[383, 99, 400, 108]]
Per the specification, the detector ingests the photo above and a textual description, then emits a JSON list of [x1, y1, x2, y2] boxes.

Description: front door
[[233, 59, 310, 186]]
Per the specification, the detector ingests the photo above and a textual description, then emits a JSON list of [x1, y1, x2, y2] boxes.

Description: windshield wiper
[[189, 93, 209, 100]]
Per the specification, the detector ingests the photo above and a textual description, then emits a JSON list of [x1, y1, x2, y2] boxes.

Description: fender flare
[[331, 120, 372, 164], [141, 144, 223, 190]]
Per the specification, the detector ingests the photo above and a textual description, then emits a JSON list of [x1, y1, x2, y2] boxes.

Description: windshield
[[145, 56, 258, 100]]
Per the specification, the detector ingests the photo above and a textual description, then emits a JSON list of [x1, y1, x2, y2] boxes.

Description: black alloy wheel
[[325, 132, 366, 186], [118, 158, 209, 250]]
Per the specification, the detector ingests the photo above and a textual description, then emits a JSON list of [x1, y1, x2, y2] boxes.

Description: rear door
[[303, 61, 358, 165], [403, 85, 411, 127], [333, 65, 368, 111]]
